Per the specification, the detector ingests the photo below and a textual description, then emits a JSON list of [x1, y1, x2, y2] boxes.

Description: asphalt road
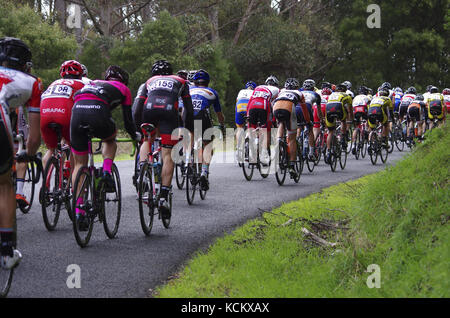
[[8, 147, 408, 298]]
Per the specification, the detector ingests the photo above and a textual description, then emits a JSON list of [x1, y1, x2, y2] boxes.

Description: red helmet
[[442, 88, 450, 95], [59, 60, 83, 78], [331, 84, 336, 91], [321, 88, 332, 95]]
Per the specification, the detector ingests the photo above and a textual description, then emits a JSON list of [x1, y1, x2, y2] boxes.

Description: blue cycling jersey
[[394, 92, 403, 111], [189, 85, 221, 116]]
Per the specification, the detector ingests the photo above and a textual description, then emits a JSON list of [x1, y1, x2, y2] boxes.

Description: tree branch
[[80, 0, 104, 35], [110, 0, 152, 32]]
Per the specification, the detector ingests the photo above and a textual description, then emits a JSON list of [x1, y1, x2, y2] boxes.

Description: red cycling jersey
[[40, 78, 85, 148]]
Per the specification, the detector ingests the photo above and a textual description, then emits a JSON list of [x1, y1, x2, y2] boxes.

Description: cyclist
[[367, 88, 374, 99], [314, 83, 331, 142], [324, 83, 353, 164], [443, 88, 450, 113], [189, 69, 224, 191], [399, 87, 416, 122], [80, 64, 91, 85], [273, 78, 307, 178], [40, 60, 85, 171], [393, 87, 404, 113], [343, 80, 354, 98], [300, 79, 323, 160], [0, 37, 42, 269], [246, 75, 280, 166], [406, 94, 425, 144], [71, 65, 138, 229], [367, 86, 393, 149], [351, 86, 370, 155], [425, 86, 446, 127], [235, 81, 256, 161], [134, 60, 194, 217]]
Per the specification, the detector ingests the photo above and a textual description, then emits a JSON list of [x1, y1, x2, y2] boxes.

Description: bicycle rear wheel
[[185, 164, 197, 205], [314, 133, 323, 165], [161, 191, 172, 229], [293, 142, 303, 183], [275, 141, 287, 185], [138, 162, 155, 236], [0, 265, 14, 298], [329, 136, 338, 172], [72, 167, 95, 248], [199, 163, 207, 200], [18, 161, 36, 214], [369, 134, 378, 165], [354, 130, 361, 160], [242, 138, 254, 181], [175, 162, 185, 190], [387, 131, 394, 154], [395, 124, 405, 152], [339, 137, 348, 170], [102, 164, 121, 238], [379, 138, 389, 163], [41, 157, 61, 231]]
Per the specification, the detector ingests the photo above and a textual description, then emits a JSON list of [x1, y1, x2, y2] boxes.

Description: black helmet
[[176, 69, 188, 80], [104, 65, 129, 85], [429, 86, 438, 94], [284, 78, 300, 90], [321, 81, 332, 89], [265, 75, 279, 87], [377, 86, 389, 96], [151, 59, 173, 76], [358, 86, 368, 95], [406, 86, 416, 94], [426, 85, 433, 92], [0, 37, 32, 70], [367, 88, 373, 95], [416, 94, 424, 101], [381, 82, 392, 90], [336, 83, 347, 92], [303, 79, 315, 90]]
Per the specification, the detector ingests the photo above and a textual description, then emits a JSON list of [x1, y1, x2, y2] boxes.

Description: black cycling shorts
[[399, 105, 408, 118], [354, 111, 368, 123], [407, 107, 421, 122], [70, 100, 116, 155], [142, 106, 180, 147]]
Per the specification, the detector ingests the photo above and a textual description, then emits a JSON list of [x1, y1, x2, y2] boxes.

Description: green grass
[[155, 124, 450, 298]]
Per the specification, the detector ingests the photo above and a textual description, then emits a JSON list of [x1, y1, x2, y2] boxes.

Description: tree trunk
[[54, 0, 67, 32], [208, 3, 219, 43], [232, 0, 257, 46]]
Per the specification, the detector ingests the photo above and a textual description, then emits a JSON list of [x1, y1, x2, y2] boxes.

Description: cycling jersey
[[407, 99, 425, 123], [352, 94, 370, 122], [71, 80, 134, 154], [325, 92, 352, 129], [444, 94, 450, 112], [0, 66, 42, 174], [134, 75, 193, 147], [40, 78, 85, 148], [399, 93, 416, 118], [394, 91, 403, 112], [368, 96, 392, 128], [235, 88, 253, 126], [346, 90, 355, 98], [313, 94, 328, 128], [273, 89, 306, 133], [247, 85, 279, 129], [190, 85, 221, 134], [426, 93, 445, 120]]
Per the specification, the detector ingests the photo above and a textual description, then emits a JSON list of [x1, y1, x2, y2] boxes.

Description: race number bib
[[148, 79, 174, 91], [42, 84, 73, 99], [192, 99, 203, 111]]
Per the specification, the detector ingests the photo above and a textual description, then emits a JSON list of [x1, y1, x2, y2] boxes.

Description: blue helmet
[[193, 69, 210, 83], [245, 81, 257, 90]]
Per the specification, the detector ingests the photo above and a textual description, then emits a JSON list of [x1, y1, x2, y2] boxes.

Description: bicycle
[[71, 125, 122, 247], [175, 144, 186, 190], [325, 115, 345, 172], [335, 120, 349, 170], [13, 131, 42, 214], [367, 119, 389, 165], [275, 120, 302, 186], [298, 125, 315, 172], [391, 112, 405, 152], [185, 133, 209, 205], [40, 123, 73, 231], [352, 119, 369, 160], [241, 118, 271, 181], [137, 123, 171, 236]]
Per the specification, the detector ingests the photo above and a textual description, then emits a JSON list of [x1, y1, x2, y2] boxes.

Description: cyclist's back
[[247, 83, 279, 129]]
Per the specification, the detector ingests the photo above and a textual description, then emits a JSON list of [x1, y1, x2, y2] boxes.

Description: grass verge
[[155, 124, 449, 298]]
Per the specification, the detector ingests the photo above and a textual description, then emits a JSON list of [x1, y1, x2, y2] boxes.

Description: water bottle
[[63, 160, 71, 179]]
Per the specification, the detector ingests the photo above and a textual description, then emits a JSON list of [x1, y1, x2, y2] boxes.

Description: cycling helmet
[[367, 88, 373, 95], [151, 59, 173, 76], [321, 87, 332, 95], [381, 82, 392, 90], [331, 84, 336, 91], [442, 88, 450, 95], [416, 94, 424, 101], [321, 81, 332, 89], [0, 37, 32, 70], [406, 86, 416, 94], [336, 83, 347, 92], [59, 60, 83, 78], [377, 86, 389, 96], [265, 75, 279, 87], [245, 81, 257, 90], [187, 70, 197, 82], [429, 86, 438, 94], [302, 79, 315, 90], [81, 64, 88, 77], [176, 69, 188, 80], [193, 69, 210, 84], [343, 80, 352, 90], [358, 85, 368, 95], [394, 87, 403, 93], [284, 78, 300, 90], [426, 85, 432, 92], [104, 65, 129, 85]]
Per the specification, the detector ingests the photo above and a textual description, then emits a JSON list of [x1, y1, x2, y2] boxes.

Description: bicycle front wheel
[[41, 157, 61, 231], [275, 141, 287, 186], [102, 164, 121, 238], [138, 162, 155, 236], [72, 167, 95, 248]]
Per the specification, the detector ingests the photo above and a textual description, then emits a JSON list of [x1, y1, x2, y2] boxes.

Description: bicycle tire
[[186, 163, 196, 205], [161, 191, 172, 229], [354, 129, 361, 160], [175, 163, 185, 190], [329, 135, 338, 172], [387, 131, 394, 154], [199, 163, 207, 200], [41, 157, 62, 231], [72, 167, 95, 247], [102, 164, 121, 238], [0, 266, 14, 298], [18, 161, 36, 214], [138, 162, 155, 236], [242, 138, 254, 181], [379, 139, 389, 163], [369, 134, 378, 165], [275, 140, 287, 186], [293, 141, 303, 183], [314, 133, 323, 165]]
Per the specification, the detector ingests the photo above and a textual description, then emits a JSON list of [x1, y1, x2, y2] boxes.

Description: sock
[[201, 164, 209, 176], [76, 197, 85, 215], [160, 186, 170, 200], [16, 179, 25, 196], [103, 158, 113, 174], [0, 229, 14, 257]]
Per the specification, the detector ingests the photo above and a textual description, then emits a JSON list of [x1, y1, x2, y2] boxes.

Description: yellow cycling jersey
[[425, 93, 444, 107], [426, 93, 445, 119], [327, 92, 353, 109], [369, 96, 393, 111]]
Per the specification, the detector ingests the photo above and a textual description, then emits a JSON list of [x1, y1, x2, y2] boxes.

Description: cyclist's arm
[[315, 93, 323, 119], [122, 105, 137, 140], [132, 83, 147, 131], [212, 90, 225, 125], [26, 112, 41, 156], [181, 84, 194, 133]]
